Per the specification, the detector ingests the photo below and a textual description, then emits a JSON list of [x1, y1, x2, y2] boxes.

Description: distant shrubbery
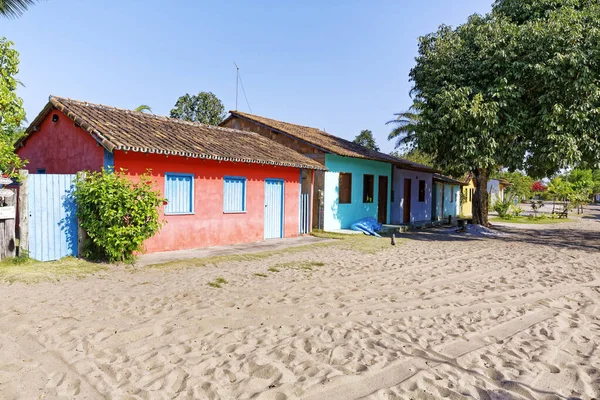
[[493, 194, 528, 220], [528, 214, 546, 221], [512, 205, 523, 217], [493, 198, 512, 219]]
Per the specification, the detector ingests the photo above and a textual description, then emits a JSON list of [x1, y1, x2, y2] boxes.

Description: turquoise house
[[222, 111, 436, 231], [323, 154, 391, 230]]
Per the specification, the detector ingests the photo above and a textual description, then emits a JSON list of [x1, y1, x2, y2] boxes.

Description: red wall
[[115, 151, 302, 253], [17, 110, 104, 174]]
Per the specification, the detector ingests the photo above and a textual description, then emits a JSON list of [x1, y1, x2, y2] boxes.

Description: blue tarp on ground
[[350, 217, 382, 237]]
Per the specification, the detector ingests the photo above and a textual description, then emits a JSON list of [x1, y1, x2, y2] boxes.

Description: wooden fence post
[[18, 169, 28, 256], [76, 172, 86, 258], [0, 188, 17, 259]]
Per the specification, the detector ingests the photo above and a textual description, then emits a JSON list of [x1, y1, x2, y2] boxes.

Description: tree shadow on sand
[[398, 205, 600, 254]]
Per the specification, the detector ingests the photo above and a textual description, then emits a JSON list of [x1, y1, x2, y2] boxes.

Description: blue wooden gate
[[264, 179, 284, 239], [28, 174, 79, 261]]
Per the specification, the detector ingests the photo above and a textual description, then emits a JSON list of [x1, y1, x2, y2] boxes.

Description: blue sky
[[3, 0, 491, 153]]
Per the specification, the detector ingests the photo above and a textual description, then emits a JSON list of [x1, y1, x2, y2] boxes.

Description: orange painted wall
[[17, 110, 104, 174], [115, 151, 302, 253]]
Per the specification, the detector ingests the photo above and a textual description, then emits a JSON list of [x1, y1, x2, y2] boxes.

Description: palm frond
[[388, 128, 416, 141], [387, 108, 421, 149], [386, 113, 417, 124], [134, 104, 153, 113], [0, 0, 38, 18], [391, 133, 417, 149]]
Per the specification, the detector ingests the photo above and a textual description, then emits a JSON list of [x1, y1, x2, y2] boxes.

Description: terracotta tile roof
[[224, 111, 438, 173], [21, 96, 326, 170]]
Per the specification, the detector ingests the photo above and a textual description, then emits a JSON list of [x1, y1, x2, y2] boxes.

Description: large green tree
[[500, 171, 534, 202], [593, 170, 600, 194], [170, 92, 226, 126], [0, 38, 27, 176], [353, 129, 379, 151], [0, 0, 38, 18], [563, 169, 592, 213], [409, 0, 600, 225], [566, 168, 594, 213], [547, 176, 572, 212], [567, 169, 594, 195]]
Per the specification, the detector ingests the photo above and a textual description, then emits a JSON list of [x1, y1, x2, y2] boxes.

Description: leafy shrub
[[493, 199, 512, 219], [512, 205, 524, 217], [74, 169, 164, 262]]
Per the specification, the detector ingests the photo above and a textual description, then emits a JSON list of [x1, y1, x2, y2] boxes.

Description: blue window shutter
[[103, 149, 114, 171], [223, 177, 246, 212], [165, 174, 194, 214]]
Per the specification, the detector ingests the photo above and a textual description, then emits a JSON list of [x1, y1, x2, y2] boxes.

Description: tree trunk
[[472, 168, 490, 226]]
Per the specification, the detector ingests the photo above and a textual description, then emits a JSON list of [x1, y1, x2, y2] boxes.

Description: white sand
[[1, 214, 599, 399]]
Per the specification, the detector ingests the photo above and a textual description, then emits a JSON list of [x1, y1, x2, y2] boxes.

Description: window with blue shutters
[[164, 173, 194, 214], [223, 177, 246, 212]]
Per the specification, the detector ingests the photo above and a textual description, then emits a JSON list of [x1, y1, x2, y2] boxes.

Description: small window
[[223, 177, 246, 212], [450, 187, 455, 203], [418, 180, 426, 202], [36, 168, 46, 174], [339, 173, 352, 204], [469, 188, 473, 202], [164, 173, 194, 214], [363, 174, 374, 203]]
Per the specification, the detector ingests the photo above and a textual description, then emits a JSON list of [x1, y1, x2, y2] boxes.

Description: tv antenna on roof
[[234, 62, 239, 111], [233, 62, 253, 113]]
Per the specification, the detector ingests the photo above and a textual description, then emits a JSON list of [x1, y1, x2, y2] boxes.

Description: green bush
[[493, 198, 512, 219], [74, 169, 164, 262], [512, 205, 524, 217]]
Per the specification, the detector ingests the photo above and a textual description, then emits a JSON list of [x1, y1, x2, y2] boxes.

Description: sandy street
[[1, 209, 599, 399]]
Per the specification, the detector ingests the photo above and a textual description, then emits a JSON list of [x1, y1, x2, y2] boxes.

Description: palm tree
[[134, 105, 153, 114], [386, 101, 422, 149], [0, 0, 39, 18]]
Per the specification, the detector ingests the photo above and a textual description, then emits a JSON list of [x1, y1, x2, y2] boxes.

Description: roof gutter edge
[[119, 147, 327, 171]]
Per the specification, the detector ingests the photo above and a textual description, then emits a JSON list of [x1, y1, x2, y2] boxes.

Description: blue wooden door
[[28, 174, 79, 261], [264, 179, 284, 239]]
